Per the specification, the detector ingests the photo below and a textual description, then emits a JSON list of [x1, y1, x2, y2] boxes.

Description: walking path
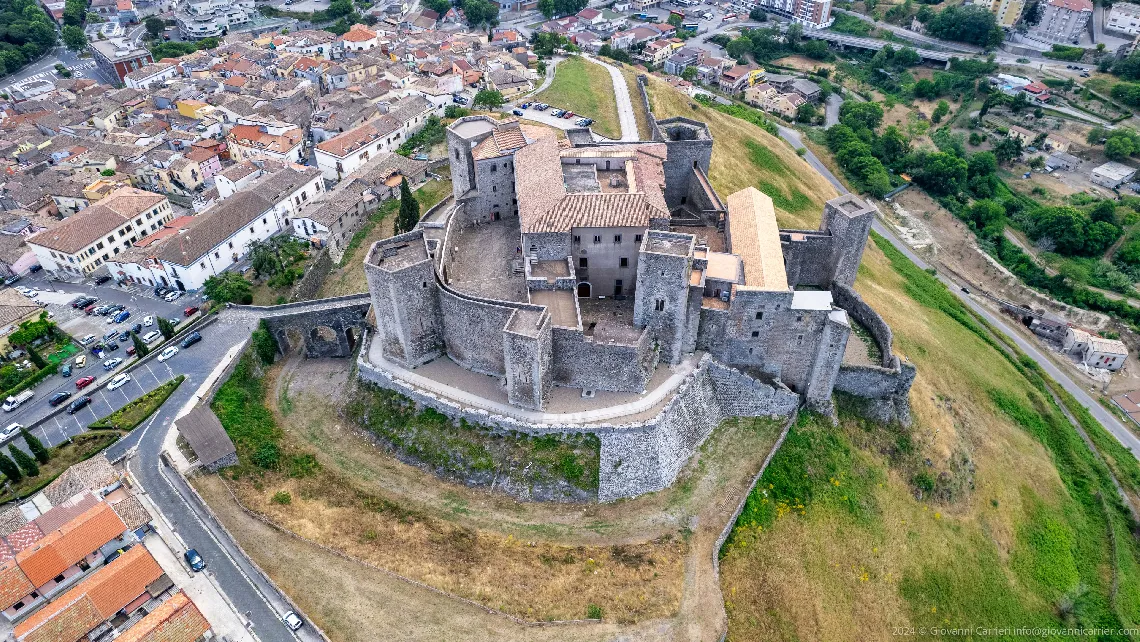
[[582, 54, 639, 141], [366, 336, 698, 424]]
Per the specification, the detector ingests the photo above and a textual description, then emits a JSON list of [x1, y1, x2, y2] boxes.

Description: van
[[3, 390, 33, 412]]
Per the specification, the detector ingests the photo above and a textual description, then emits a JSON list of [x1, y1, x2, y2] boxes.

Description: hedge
[[88, 376, 185, 431]]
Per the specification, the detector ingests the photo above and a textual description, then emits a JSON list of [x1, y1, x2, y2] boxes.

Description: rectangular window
[[614, 234, 622, 244], [620, 257, 628, 267], [573, 235, 580, 244], [655, 299, 665, 312], [579, 257, 588, 268], [593, 235, 601, 244], [751, 330, 759, 338], [755, 311, 763, 320], [635, 234, 643, 243]]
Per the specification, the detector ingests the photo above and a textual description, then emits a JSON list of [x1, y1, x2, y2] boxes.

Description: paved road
[[778, 127, 1140, 456], [830, 8, 981, 53], [824, 93, 842, 127], [583, 54, 639, 141]]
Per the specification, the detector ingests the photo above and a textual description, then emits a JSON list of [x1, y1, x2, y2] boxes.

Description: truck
[[3, 390, 33, 412]]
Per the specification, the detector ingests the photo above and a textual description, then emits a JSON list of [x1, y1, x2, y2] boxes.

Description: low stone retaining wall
[[356, 336, 799, 501]]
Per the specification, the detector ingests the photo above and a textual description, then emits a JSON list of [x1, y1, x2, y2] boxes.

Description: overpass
[[804, 30, 966, 63]]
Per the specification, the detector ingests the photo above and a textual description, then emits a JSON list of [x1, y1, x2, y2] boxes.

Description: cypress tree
[[394, 177, 421, 234], [25, 345, 44, 369], [157, 317, 175, 341], [0, 451, 21, 483], [131, 332, 149, 358], [20, 428, 48, 465], [8, 446, 36, 478]]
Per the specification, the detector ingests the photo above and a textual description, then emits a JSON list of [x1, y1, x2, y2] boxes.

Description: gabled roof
[[15, 501, 127, 589], [112, 591, 209, 642]]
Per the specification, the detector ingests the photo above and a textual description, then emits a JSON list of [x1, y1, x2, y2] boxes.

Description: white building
[[1063, 327, 1128, 370], [177, 0, 255, 39], [1029, 0, 1093, 44], [1107, 2, 1140, 34], [107, 166, 322, 290], [123, 63, 177, 90], [226, 118, 305, 165], [26, 187, 172, 279], [339, 23, 379, 51], [1091, 161, 1137, 189]]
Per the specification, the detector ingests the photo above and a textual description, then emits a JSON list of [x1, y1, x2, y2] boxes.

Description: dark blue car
[[184, 548, 206, 572]]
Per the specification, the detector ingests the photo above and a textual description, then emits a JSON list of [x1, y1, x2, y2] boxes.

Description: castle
[[357, 114, 914, 500]]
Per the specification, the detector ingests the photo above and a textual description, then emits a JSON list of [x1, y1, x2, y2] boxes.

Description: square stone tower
[[363, 230, 443, 368]]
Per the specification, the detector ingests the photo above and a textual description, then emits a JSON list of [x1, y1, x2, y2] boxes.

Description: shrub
[[252, 442, 280, 469], [272, 491, 292, 505], [9, 445, 37, 478], [586, 604, 603, 619]]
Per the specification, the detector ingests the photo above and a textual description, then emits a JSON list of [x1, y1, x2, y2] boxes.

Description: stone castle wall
[[550, 326, 657, 392], [357, 336, 798, 501]]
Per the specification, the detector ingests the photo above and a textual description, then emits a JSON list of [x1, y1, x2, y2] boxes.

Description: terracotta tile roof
[[471, 120, 527, 160], [33, 492, 99, 533], [15, 546, 164, 642], [227, 125, 301, 155], [316, 119, 395, 157], [0, 559, 34, 611], [26, 187, 166, 255], [113, 592, 210, 642], [341, 24, 378, 42], [16, 502, 127, 588], [514, 134, 566, 233], [42, 456, 118, 506], [4, 523, 42, 553], [151, 190, 273, 266], [184, 147, 217, 163], [726, 187, 788, 292], [108, 496, 151, 531], [536, 193, 656, 233]]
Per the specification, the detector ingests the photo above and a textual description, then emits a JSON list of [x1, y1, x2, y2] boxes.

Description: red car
[[126, 346, 136, 356], [75, 376, 95, 389], [563, 111, 575, 119], [184, 306, 199, 316]]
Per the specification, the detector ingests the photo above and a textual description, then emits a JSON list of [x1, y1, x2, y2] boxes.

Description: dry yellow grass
[[645, 75, 837, 229]]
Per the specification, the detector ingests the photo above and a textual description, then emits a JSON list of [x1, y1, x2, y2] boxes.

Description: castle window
[[796, 315, 803, 322], [620, 257, 628, 267], [594, 235, 601, 244], [655, 299, 665, 311], [751, 331, 759, 338], [454, 149, 459, 160], [573, 235, 580, 244], [490, 164, 496, 172], [797, 334, 804, 346], [635, 234, 643, 243], [493, 186, 497, 192], [755, 311, 763, 320], [580, 257, 588, 268], [423, 281, 428, 288], [614, 234, 622, 244]]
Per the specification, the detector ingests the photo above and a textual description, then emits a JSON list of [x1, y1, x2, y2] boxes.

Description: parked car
[[103, 357, 123, 370], [108, 373, 131, 391], [157, 346, 179, 362], [126, 346, 136, 356], [48, 391, 72, 407], [27, 264, 41, 273], [180, 332, 202, 349], [75, 375, 95, 389], [563, 111, 575, 119], [512, 109, 524, 116], [103, 329, 120, 341], [69, 296, 88, 308], [61, 363, 72, 377], [79, 334, 97, 346], [451, 93, 468, 104], [104, 342, 119, 352], [113, 310, 130, 323], [74, 355, 86, 368], [184, 548, 206, 572], [67, 396, 92, 414], [183, 306, 199, 317], [142, 331, 161, 344], [93, 275, 112, 285], [143, 316, 154, 327], [551, 109, 564, 117], [164, 291, 182, 302], [282, 611, 304, 631], [130, 323, 142, 334], [117, 331, 131, 342], [0, 423, 22, 442], [3, 275, 17, 286], [153, 287, 167, 297], [84, 304, 98, 315], [3, 390, 33, 412]]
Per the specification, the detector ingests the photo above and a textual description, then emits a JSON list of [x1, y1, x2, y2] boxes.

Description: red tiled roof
[[16, 502, 126, 588], [341, 24, 377, 42], [5, 523, 44, 554], [0, 560, 34, 611], [113, 592, 210, 642]]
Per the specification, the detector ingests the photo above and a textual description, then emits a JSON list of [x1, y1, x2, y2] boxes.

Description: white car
[[79, 334, 97, 346], [24, 291, 36, 299], [164, 291, 182, 302], [142, 331, 161, 344], [282, 611, 303, 631], [157, 346, 179, 362], [107, 373, 131, 391], [0, 423, 22, 443], [103, 357, 123, 370], [143, 315, 154, 327]]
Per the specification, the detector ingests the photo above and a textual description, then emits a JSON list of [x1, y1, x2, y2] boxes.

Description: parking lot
[[0, 275, 209, 453]]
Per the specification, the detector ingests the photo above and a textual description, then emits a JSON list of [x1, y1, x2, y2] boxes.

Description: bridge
[[229, 293, 372, 358], [804, 30, 964, 64]]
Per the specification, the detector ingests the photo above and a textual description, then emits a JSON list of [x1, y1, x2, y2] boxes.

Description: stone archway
[[577, 282, 591, 298]]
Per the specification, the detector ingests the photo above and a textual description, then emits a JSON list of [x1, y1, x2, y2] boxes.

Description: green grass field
[[535, 56, 622, 140]]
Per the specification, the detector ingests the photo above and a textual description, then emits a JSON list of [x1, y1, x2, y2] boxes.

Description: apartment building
[[1029, 0, 1093, 44], [226, 120, 305, 164], [26, 187, 171, 279], [1108, 2, 1140, 35], [990, 0, 1026, 27], [89, 39, 154, 85]]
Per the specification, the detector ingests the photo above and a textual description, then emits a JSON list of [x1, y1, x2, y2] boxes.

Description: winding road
[[583, 54, 640, 141]]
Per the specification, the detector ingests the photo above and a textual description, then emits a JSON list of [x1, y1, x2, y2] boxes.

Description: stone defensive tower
[[634, 231, 696, 365], [821, 194, 875, 288], [363, 230, 443, 368]]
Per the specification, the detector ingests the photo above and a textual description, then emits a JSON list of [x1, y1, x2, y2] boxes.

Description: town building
[[26, 187, 171, 279], [989, 0, 1025, 27], [226, 121, 305, 164], [1063, 327, 1129, 370], [1091, 161, 1137, 188], [89, 39, 154, 85], [340, 23, 379, 51], [1107, 1, 1140, 35], [1028, 0, 1093, 44], [123, 63, 177, 90]]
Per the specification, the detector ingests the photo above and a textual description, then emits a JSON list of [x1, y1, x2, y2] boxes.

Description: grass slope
[[719, 230, 1140, 640], [536, 56, 621, 140], [645, 75, 838, 229]]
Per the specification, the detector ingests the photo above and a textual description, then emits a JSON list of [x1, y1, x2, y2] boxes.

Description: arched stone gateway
[[246, 295, 372, 359]]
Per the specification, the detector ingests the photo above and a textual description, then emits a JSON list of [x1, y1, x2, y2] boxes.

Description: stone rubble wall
[[289, 249, 333, 303], [357, 336, 799, 501], [550, 326, 657, 393]]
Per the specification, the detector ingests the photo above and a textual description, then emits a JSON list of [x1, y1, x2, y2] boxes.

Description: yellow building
[[990, 0, 1025, 27], [176, 100, 213, 120]]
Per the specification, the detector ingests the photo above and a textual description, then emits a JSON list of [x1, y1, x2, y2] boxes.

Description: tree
[[931, 100, 950, 124], [539, 0, 554, 17], [0, 451, 21, 483], [876, 126, 910, 166], [472, 89, 504, 109], [157, 317, 175, 341], [9, 445, 37, 478], [463, 0, 499, 26], [327, 0, 353, 17], [1091, 200, 1117, 225], [248, 239, 284, 278], [25, 345, 43, 369], [915, 152, 968, 196], [423, 0, 450, 12], [131, 332, 149, 358], [395, 177, 421, 234], [144, 16, 164, 39], [968, 151, 997, 178], [749, 7, 767, 21], [913, 78, 938, 99], [925, 5, 1003, 47], [100, 168, 115, 176], [667, 12, 682, 27], [681, 65, 697, 81], [993, 135, 1023, 165], [796, 102, 818, 123], [20, 429, 47, 465], [839, 101, 884, 132], [968, 199, 1005, 232], [61, 25, 86, 51], [203, 272, 252, 305]]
